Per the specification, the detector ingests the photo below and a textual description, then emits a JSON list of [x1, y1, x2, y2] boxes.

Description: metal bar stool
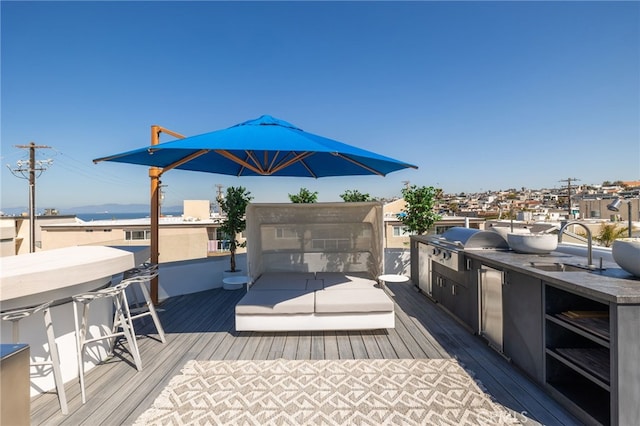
[[123, 264, 166, 343], [72, 281, 142, 404], [1, 301, 69, 415]]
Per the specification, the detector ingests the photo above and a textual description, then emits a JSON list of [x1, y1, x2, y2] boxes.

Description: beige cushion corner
[[315, 288, 394, 313], [236, 290, 315, 315]]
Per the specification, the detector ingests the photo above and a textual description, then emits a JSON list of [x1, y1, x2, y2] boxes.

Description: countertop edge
[[463, 250, 640, 304]]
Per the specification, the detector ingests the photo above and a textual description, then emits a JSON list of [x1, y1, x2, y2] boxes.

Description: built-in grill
[[426, 227, 509, 272]]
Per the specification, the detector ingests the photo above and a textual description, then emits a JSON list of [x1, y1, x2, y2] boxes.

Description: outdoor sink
[[528, 262, 593, 272]]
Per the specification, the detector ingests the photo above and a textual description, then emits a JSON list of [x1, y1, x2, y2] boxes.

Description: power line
[[7, 142, 53, 252]]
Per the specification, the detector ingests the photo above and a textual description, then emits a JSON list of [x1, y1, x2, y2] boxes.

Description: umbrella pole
[[150, 126, 161, 305], [149, 125, 187, 305], [150, 170, 161, 304]]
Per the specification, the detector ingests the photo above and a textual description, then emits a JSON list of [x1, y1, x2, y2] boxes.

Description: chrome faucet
[[558, 221, 594, 268]]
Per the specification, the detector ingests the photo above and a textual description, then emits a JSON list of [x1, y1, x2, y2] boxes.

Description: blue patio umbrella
[[93, 115, 417, 303], [94, 115, 417, 177]]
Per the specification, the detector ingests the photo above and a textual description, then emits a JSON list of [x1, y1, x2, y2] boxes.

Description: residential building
[[0, 214, 78, 256], [39, 200, 236, 263]]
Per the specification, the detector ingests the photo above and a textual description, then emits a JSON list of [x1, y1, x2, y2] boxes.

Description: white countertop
[[0, 246, 149, 303]]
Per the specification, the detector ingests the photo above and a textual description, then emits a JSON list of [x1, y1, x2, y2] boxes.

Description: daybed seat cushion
[[315, 288, 394, 313], [236, 290, 315, 315], [250, 272, 315, 291], [316, 272, 378, 291]]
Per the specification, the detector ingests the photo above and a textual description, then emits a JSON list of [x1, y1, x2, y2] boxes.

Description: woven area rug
[[134, 359, 521, 425]]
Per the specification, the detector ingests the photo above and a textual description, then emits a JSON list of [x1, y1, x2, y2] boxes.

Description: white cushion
[[250, 272, 314, 290], [317, 272, 377, 291], [236, 290, 315, 315], [315, 288, 394, 313]]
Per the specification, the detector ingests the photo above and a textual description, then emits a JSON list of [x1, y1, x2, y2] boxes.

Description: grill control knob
[[443, 251, 451, 260], [432, 248, 441, 256]]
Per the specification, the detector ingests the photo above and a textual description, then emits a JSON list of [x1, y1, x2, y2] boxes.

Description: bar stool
[[123, 264, 166, 343], [72, 281, 142, 404], [0, 301, 68, 415]]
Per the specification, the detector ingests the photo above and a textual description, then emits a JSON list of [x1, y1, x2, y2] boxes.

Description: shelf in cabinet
[[544, 381, 610, 426], [547, 314, 610, 346], [546, 348, 610, 390]]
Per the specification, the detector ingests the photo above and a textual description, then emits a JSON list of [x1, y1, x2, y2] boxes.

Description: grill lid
[[435, 227, 509, 250]]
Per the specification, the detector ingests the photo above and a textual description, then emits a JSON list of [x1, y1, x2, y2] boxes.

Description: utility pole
[[7, 142, 53, 252], [215, 184, 224, 214], [559, 177, 580, 219]]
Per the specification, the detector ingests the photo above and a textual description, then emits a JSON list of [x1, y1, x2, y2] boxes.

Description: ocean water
[[77, 212, 182, 221]]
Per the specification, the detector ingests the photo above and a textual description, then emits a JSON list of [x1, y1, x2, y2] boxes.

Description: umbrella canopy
[[94, 115, 417, 177], [93, 115, 417, 305]]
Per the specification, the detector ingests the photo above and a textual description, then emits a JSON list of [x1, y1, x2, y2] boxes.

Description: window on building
[[311, 238, 350, 250], [393, 226, 414, 237], [275, 227, 298, 239], [125, 229, 151, 241]]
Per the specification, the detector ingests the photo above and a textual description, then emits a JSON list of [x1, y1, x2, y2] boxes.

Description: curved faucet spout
[[558, 221, 593, 268]]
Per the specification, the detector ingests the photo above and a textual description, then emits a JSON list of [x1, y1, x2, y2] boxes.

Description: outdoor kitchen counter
[[464, 249, 640, 304]]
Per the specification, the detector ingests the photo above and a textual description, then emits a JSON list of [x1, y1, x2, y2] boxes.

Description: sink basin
[[508, 233, 558, 254], [528, 262, 592, 272], [612, 238, 640, 277]]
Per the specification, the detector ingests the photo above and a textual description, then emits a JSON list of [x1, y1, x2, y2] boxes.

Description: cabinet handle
[[452, 284, 457, 296]]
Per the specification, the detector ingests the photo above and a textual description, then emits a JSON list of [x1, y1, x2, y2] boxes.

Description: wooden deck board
[[30, 283, 579, 425], [335, 331, 354, 359], [266, 332, 286, 359], [323, 331, 340, 359], [281, 332, 299, 359], [349, 333, 368, 359], [296, 332, 312, 360], [360, 330, 383, 359]]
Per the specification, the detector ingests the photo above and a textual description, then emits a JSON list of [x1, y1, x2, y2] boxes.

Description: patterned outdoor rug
[[134, 359, 521, 425]]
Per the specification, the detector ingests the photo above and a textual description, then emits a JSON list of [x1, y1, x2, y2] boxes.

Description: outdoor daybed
[[235, 202, 395, 332], [235, 271, 394, 331]]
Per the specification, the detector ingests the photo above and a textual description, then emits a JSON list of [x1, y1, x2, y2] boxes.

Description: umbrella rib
[[243, 150, 266, 174], [332, 153, 386, 176], [269, 152, 314, 175], [215, 150, 269, 175], [162, 149, 211, 173], [292, 152, 317, 178], [267, 151, 281, 172]]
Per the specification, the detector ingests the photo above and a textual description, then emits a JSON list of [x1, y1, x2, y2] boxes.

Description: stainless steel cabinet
[[502, 270, 544, 381], [417, 242, 432, 296], [479, 266, 504, 353]]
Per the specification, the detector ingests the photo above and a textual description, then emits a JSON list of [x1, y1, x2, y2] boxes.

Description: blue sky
[[2, 1, 638, 212]]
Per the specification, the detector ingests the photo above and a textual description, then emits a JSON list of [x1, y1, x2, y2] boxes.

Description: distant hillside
[[66, 204, 150, 214], [65, 204, 183, 214]]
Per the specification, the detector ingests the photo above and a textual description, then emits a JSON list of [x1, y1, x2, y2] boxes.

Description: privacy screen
[[245, 202, 383, 281]]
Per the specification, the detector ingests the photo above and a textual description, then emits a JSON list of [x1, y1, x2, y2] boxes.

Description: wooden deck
[[31, 281, 579, 425]]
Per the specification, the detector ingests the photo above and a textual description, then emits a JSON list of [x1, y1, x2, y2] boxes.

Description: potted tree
[[218, 186, 253, 274], [399, 184, 442, 235]]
